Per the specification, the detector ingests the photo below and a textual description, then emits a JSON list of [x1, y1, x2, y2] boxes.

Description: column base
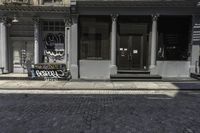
[[149, 65, 157, 75], [190, 65, 197, 73], [0, 68, 8, 74], [70, 64, 78, 79], [110, 65, 117, 75]]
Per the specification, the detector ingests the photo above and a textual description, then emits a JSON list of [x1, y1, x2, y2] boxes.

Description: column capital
[[33, 17, 40, 24], [71, 14, 79, 24], [0, 16, 8, 24], [111, 14, 118, 22], [64, 16, 72, 27], [152, 14, 159, 21]]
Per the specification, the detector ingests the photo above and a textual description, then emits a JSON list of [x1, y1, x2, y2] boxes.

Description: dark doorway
[[117, 16, 150, 71], [118, 35, 144, 70]]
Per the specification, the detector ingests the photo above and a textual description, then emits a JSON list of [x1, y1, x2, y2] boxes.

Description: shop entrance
[[12, 40, 34, 73], [118, 35, 144, 70]]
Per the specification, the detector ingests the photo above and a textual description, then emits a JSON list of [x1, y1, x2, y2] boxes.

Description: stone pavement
[[0, 92, 200, 133], [0, 80, 200, 90]]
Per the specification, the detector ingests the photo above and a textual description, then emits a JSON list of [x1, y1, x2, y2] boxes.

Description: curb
[[0, 88, 200, 91]]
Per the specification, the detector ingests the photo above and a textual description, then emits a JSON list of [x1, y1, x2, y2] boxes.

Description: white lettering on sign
[[35, 70, 65, 78]]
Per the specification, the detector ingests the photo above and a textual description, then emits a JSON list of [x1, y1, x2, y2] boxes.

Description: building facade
[[0, 0, 200, 80]]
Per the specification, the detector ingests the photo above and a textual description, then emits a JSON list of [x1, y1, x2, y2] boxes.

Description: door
[[12, 40, 34, 73], [117, 35, 144, 70]]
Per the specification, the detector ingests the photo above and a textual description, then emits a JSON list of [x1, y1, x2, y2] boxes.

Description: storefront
[[72, 0, 200, 79], [0, 5, 70, 75], [0, 0, 200, 80]]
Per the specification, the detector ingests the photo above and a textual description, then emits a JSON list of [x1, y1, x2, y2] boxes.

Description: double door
[[117, 35, 144, 70]]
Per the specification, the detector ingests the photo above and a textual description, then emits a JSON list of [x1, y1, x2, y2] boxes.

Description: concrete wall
[[79, 60, 110, 79], [156, 61, 190, 77]]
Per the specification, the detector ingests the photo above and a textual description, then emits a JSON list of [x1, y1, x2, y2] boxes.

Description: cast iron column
[[64, 17, 72, 71], [33, 17, 40, 64], [70, 14, 78, 79], [150, 15, 158, 70], [0, 17, 8, 73], [110, 14, 118, 75]]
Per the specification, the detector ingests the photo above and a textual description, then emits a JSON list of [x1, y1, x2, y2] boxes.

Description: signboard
[[192, 16, 200, 45], [30, 63, 71, 80]]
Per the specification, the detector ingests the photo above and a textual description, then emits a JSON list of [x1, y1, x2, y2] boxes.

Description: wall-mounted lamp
[[12, 14, 19, 23], [197, 2, 200, 7]]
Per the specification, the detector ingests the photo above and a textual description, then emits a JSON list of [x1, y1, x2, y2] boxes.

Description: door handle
[[130, 53, 133, 60]]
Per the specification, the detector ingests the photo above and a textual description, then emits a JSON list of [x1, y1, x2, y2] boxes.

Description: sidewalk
[[0, 80, 200, 90]]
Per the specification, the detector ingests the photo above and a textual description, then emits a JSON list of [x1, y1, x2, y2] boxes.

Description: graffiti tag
[[44, 33, 65, 61]]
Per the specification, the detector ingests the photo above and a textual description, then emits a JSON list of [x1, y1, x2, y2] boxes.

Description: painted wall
[[79, 60, 110, 79], [156, 61, 190, 77]]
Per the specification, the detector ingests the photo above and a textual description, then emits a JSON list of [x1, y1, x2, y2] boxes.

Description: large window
[[42, 20, 65, 63], [157, 16, 191, 60], [79, 16, 111, 60]]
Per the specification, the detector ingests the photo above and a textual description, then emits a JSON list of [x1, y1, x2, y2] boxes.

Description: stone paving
[[0, 91, 200, 133], [0, 80, 200, 90]]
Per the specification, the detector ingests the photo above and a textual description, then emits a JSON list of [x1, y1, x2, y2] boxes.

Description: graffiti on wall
[[44, 33, 65, 61]]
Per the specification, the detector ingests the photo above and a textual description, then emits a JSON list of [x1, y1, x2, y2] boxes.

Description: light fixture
[[197, 2, 200, 7], [12, 15, 19, 23]]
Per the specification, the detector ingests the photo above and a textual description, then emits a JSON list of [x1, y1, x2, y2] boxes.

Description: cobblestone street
[[0, 91, 200, 133]]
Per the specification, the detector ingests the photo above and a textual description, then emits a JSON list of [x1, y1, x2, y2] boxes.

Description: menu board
[[192, 16, 200, 45]]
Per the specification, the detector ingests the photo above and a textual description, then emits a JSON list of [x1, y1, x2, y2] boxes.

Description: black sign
[[30, 63, 71, 80], [192, 16, 200, 45]]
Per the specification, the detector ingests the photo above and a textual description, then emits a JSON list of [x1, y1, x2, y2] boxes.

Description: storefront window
[[79, 16, 111, 60], [157, 16, 191, 60], [42, 20, 65, 63]]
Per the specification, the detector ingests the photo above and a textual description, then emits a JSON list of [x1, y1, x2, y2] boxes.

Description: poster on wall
[[192, 16, 200, 45]]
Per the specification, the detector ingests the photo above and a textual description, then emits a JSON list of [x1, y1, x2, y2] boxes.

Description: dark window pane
[[157, 16, 191, 61], [79, 16, 111, 60]]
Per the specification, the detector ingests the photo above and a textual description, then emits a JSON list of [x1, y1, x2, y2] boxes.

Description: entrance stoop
[[110, 70, 162, 81]]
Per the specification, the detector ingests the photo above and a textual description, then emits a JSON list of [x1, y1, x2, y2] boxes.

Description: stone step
[[117, 70, 150, 74], [111, 74, 162, 80], [190, 73, 200, 80]]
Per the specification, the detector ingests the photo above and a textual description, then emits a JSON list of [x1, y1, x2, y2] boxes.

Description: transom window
[[42, 20, 65, 31], [43, 0, 62, 5]]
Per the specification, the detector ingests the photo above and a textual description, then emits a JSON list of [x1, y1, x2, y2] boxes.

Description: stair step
[[190, 73, 200, 80], [111, 74, 162, 79], [118, 70, 150, 74]]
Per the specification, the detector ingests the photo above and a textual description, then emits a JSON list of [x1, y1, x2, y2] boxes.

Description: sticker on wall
[[133, 50, 138, 54]]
